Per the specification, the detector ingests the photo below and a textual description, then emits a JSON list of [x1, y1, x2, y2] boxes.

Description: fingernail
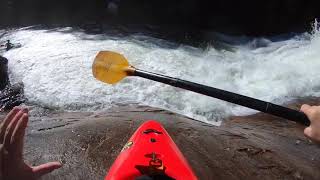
[[13, 106, 20, 111], [23, 108, 29, 113]]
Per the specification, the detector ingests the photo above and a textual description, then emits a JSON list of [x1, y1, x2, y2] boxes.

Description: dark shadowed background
[[0, 0, 320, 35]]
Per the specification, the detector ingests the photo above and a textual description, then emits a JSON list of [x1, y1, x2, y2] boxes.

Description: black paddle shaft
[[134, 69, 310, 126]]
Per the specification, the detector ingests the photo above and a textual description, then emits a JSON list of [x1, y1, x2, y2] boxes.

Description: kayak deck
[[105, 120, 197, 180]]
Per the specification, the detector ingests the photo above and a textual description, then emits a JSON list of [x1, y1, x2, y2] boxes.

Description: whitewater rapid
[[1, 25, 319, 125]]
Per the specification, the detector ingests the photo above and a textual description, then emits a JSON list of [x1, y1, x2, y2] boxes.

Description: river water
[[1, 23, 320, 125]]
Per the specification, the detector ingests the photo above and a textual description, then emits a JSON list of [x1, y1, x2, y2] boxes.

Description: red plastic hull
[[105, 120, 197, 180]]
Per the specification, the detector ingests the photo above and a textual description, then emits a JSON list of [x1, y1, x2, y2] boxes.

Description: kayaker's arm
[[301, 104, 320, 144], [0, 107, 62, 180]]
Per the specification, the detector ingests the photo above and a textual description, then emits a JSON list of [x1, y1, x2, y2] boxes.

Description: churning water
[[1, 23, 320, 125]]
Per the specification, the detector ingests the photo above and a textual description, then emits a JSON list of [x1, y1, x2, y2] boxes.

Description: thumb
[[304, 127, 312, 139], [32, 161, 62, 178]]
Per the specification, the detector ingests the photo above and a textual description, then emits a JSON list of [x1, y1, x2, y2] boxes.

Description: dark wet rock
[[1, 102, 319, 180], [0, 56, 25, 111], [0, 83, 25, 111], [0, 56, 9, 90], [81, 23, 104, 34], [0, 0, 320, 35]]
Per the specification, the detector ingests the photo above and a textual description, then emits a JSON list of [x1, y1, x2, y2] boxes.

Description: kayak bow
[[106, 120, 197, 180]]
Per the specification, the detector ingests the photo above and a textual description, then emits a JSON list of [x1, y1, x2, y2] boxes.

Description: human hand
[[300, 104, 320, 144], [0, 107, 62, 180]]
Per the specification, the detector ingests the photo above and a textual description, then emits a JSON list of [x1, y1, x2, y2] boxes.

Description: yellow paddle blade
[[92, 51, 133, 84]]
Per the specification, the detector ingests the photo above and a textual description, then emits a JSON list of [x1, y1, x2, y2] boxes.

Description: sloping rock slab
[[1, 104, 319, 180]]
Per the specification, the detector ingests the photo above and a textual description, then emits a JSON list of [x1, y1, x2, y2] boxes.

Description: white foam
[[1, 25, 320, 125]]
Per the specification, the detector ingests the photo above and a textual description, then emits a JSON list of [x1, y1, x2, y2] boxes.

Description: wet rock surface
[[0, 56, 9, 90], [0, 84, 25, 111], [1, 102, 320, 180], [0, 55, 25, 111]]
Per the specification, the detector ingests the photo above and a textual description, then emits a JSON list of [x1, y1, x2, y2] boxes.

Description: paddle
[[92, 51, 310, 126]]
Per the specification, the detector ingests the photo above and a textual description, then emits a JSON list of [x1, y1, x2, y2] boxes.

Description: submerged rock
[[0, 56, 9, 90], [1, 103, 318, 179]]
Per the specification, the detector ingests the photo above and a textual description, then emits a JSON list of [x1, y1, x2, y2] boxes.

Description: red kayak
[[105, 120, 198, 180]]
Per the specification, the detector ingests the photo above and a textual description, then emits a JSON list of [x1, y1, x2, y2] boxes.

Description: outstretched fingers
[[0, 144, 3, 179], [32, 162, 62, 178], [0, 107, 20, 143], [11, 112, 29, 157], [3, 109, 25, 149]]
